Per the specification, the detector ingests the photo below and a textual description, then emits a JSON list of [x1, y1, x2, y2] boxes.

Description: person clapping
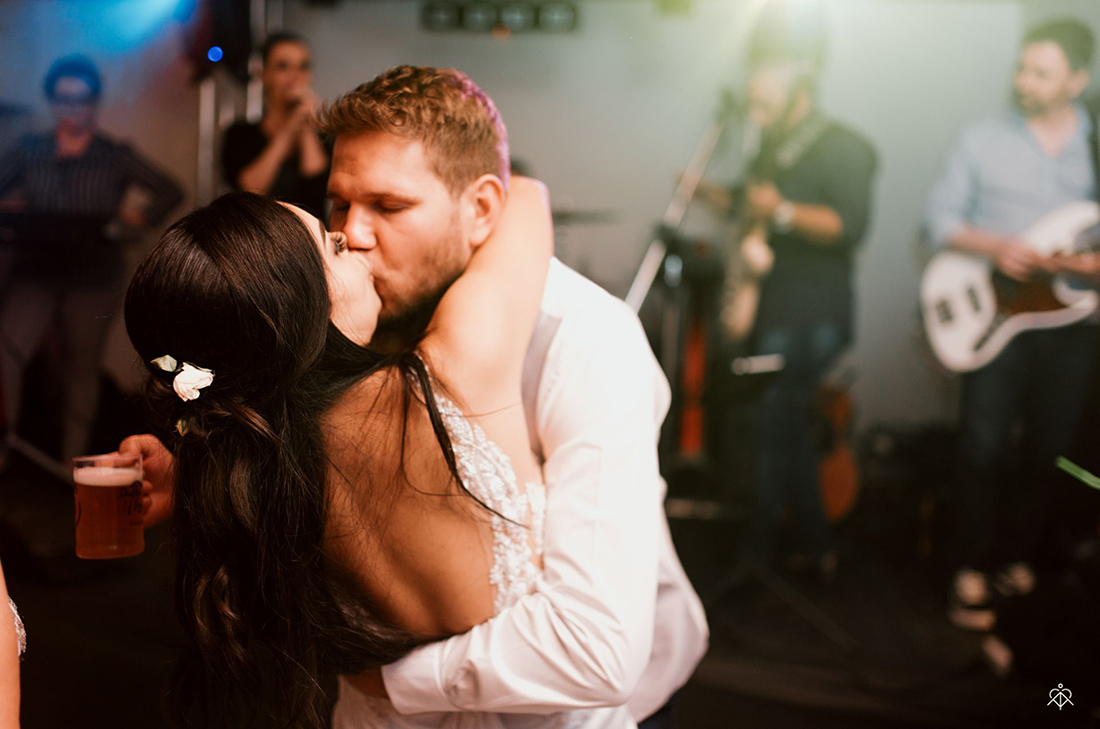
[[221, 32, 329, 217]]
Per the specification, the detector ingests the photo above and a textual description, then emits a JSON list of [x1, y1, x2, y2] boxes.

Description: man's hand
[[746, 181, 782, 221], [119, 434, 175, 529], [1048, 251, 1100, 281], [993, 241, 1048, 281]]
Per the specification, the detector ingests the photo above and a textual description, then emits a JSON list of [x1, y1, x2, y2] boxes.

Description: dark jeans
[[953, 325, 1098, 572], [744, 321, 845, 565], [0, 276, 120, 459]]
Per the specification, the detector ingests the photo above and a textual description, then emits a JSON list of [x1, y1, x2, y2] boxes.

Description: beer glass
[[73, 453, 144, 559]]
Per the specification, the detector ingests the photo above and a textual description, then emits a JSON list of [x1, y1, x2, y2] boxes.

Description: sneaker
[[947, 568, 996, 631], [993, 562, 1035, 598]]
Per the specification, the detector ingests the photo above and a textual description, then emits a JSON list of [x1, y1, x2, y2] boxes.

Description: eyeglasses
[[50, 95, 97, 109]]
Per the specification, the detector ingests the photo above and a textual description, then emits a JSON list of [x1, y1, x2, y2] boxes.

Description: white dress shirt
[[380, 260, 709, 722]]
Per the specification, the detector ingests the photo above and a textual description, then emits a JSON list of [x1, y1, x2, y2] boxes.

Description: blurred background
[[2, 0, 1100, 727]]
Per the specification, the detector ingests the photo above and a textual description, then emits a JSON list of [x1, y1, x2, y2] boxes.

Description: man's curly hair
[[317, 65, 510, 194]]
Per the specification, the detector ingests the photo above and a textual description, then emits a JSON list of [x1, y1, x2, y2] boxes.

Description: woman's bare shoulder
[[322, 366, 457, 502]]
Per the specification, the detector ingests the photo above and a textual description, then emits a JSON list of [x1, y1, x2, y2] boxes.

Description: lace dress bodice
[[8, 599, 24, 656], [332, 387, 600, 729], [430, 392, 546, 616]]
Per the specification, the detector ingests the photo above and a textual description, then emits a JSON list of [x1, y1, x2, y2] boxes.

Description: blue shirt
[[924, 105, 1096, 248]]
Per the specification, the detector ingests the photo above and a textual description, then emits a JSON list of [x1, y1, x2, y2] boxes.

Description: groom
[[129, 66, 707, 727]]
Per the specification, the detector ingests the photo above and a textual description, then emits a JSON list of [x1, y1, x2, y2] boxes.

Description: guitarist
[[923, 19, 1098, 631], [695, 3, 877, 581]]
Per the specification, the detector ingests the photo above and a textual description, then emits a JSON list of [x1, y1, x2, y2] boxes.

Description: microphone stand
[[624, 90, 740, 420], [626, 89, 738, 313]]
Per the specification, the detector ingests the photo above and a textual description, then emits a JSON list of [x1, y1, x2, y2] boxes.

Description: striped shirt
[[0, 132, 182, 282]]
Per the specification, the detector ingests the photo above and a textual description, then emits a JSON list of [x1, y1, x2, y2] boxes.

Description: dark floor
[[671, 517, 1098, 729], [2, 405, 1100, 727]]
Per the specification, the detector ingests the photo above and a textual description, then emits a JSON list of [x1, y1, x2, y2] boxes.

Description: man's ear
[[462, 174, 506, 249], [1068, 69, 1089, 100]]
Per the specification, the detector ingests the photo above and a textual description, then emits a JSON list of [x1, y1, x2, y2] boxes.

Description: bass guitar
[[920, 200, 1100, 373]]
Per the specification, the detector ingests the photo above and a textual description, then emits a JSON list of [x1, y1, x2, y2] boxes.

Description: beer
[[73, 455, 143, 559]]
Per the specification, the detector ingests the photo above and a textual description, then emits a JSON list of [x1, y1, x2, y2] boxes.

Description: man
[[924, 19, 1098, 631], [0, 54, 182, 464], [128, 66, 707, 727], [696, 6, 877, 579]]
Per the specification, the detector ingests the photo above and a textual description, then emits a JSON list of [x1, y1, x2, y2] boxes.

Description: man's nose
[[343, 208, 377, 251]]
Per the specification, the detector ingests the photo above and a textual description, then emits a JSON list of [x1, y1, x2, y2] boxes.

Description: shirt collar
[[1009, 102, 1093, 140]]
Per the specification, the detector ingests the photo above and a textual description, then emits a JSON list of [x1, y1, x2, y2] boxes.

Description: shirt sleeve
[[924, 130, 977, 249], [117, 143, 184, 227], [381, 307, 665, 714], [819, 130, 878, 249]]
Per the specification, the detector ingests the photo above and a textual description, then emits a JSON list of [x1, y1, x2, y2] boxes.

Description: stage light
[[60, 0, 188, 51], [462, 2, 499, 32], [422, 2, 461, 31], [181, 0, 252, 84], [538, 2, 577, 32], [420, 1, 578, 34], [500, 3, 536, 32]]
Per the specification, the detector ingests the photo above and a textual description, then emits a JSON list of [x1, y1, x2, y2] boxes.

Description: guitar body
[[818, 383, 859, 522], [921, 201, 1100, 373]]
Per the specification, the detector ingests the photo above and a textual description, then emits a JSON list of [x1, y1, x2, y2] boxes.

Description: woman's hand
[[119, 434, 176, 528]]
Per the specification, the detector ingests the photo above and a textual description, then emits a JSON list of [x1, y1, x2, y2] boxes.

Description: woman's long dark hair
[[125, 192, 465, 728]]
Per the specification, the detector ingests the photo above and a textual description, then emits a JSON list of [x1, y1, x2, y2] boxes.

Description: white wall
[[286, 0, 1024, 426], [822, 0, 1022, 426]]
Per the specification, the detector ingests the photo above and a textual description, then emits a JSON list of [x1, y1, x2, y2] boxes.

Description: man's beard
[[372, 268, 463, 350], [1014, 91, 1059, 117]]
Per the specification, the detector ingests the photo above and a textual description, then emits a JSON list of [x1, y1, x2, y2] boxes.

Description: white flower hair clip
[[152, 355, 215, 402]]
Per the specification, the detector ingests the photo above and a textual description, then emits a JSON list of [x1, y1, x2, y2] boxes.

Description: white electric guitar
[[921, 200, 1100, 373]]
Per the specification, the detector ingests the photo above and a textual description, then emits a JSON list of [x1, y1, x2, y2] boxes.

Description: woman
[[124, 179, 576, 727], [221, 32, 329, 217]]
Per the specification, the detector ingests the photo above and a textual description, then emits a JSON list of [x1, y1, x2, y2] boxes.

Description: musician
[[698, 17, 877, 579], [0, 55, 182, 465], [923, 19, 1097, 631], [221, 32, 329, 217]]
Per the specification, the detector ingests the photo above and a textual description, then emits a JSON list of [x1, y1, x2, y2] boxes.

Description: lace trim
[[429, 393, 541, 615], [8, 599, 24, 656]]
